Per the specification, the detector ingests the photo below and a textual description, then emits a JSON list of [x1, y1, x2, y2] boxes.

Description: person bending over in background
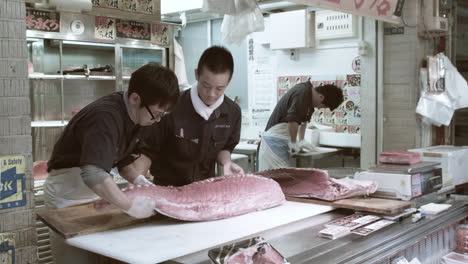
[[133, 45, 244, 186], [44, 63, 179, 264], [258, 82, 344, 170]]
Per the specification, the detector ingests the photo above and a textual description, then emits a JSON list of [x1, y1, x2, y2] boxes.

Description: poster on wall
[[0, 232, 15, 264], [135, 0, 154, 14], [151, 24, 170, 46], [0, 156, 26, 210], [286, 0, 405, 24], [92, 0, 118, 9], [116, 20, 150, 40], [352, 56, 362, 73], [118, 0, 154, 13], [26, 9, 60, 32], [247, 37, 278, 129], [277, 76, 310, 100], [95, 17, 116, 40], [94, 0, 153, 13], [119, 0, 137, 12]]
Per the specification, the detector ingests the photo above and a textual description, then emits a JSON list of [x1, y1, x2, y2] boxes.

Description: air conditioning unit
[[423, 0, 449, 32], [315, 10, 357, 40]]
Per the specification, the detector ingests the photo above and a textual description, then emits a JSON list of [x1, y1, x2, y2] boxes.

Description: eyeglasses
[[144, 105, 169, 120]]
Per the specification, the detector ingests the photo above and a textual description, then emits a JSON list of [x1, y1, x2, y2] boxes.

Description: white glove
[[288, 142, 300, 154], [298, 139, 318, 152], [133, 174, 154, 186], [125, 196, 156, 219]]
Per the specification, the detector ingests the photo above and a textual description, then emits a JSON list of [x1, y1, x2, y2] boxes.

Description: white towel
[[173, 38, 191, 90], [190, 83, 224, 120]]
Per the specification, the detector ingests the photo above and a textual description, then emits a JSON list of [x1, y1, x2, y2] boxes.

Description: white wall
[[161, 0, 202, 14], [274, 47, 358, 76]]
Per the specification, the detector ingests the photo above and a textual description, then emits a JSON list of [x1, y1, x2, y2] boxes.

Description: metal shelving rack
[[27, 18, 171, 263]]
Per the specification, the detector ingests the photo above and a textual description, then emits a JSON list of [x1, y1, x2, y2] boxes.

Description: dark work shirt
[[265, 82, 314, 131], [141, 89, 241, 186], [48, 92, 146, 172]]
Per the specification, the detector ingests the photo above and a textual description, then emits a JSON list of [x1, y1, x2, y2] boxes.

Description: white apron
[[44, 167, 101, 264], [44, 167, 100, 209], [258, 123, 292, 171]]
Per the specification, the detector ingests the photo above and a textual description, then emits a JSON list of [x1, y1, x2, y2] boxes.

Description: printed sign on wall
[[95, 17, 116, 40], [92, 0, 118, 9], [151, 24, 170, 46], [26, 9, 60, 32], [0, 156, 26, 210], [93, 0, 154, 14], [277, 76, 310, 99], [116, 20, 150, 40], [0, 232, 15, 264]]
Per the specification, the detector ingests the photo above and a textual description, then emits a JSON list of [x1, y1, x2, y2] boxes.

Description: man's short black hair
[[315, 84, 344, 111], [128, 63, 179, 110], [197, 45, 234, 80]]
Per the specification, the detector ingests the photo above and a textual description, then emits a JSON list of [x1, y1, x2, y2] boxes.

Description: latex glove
[[298, 139, 318, 152], [125, 196, 156, 219], [288, 142, 300, 154], [223, 161, 244, 175], [133, 174, 154, 186]]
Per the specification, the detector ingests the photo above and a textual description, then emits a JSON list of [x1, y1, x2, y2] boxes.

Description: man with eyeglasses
[[134, 46, 244, 186], [44, 63, 179, 263]]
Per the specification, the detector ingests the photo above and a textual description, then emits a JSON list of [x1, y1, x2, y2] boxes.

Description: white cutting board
[[67, 201, 333, 264]]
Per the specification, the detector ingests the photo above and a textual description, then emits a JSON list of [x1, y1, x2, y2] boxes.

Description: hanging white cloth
[[258, 123, 292, 171], [190, 83, 224, 120], [174, 37, 191, 90]]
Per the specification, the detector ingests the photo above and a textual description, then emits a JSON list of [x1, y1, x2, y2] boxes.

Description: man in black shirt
[[44, 63, 179, 264], [135, 46, 243, 186], [258, 82, 344, 170]]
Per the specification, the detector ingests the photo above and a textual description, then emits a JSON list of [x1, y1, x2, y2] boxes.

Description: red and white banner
[[288, 0, 405, 24]]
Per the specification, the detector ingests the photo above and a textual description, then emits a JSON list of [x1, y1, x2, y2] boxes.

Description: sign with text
[[0, 232, 15, 264], [0, 156, 26, 210], [287, 0, 405, 24], [26, 9, 60, 32], [116, 20, 150, 40], [151, 24, 170, 46]]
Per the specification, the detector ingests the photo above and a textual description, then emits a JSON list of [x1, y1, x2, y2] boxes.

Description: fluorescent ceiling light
[[62, 40, 115, 47]]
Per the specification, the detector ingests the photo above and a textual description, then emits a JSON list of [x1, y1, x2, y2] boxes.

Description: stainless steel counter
[[170, 197, 467, 264]]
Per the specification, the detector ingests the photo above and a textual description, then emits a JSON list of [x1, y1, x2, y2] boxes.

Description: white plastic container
[[408, 145, 468, 187], [305, 123, 333, 146], [442, 252, 468, 264]]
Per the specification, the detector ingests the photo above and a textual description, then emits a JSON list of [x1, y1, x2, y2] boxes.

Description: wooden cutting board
[[286, 196, 415, 215], [37, 203, 163, 238]]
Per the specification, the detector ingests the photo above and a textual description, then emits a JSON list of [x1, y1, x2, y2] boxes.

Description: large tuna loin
[[95, 174, 285, 221], [379, 150, 422, 165], [256, 168, 377, 201]]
